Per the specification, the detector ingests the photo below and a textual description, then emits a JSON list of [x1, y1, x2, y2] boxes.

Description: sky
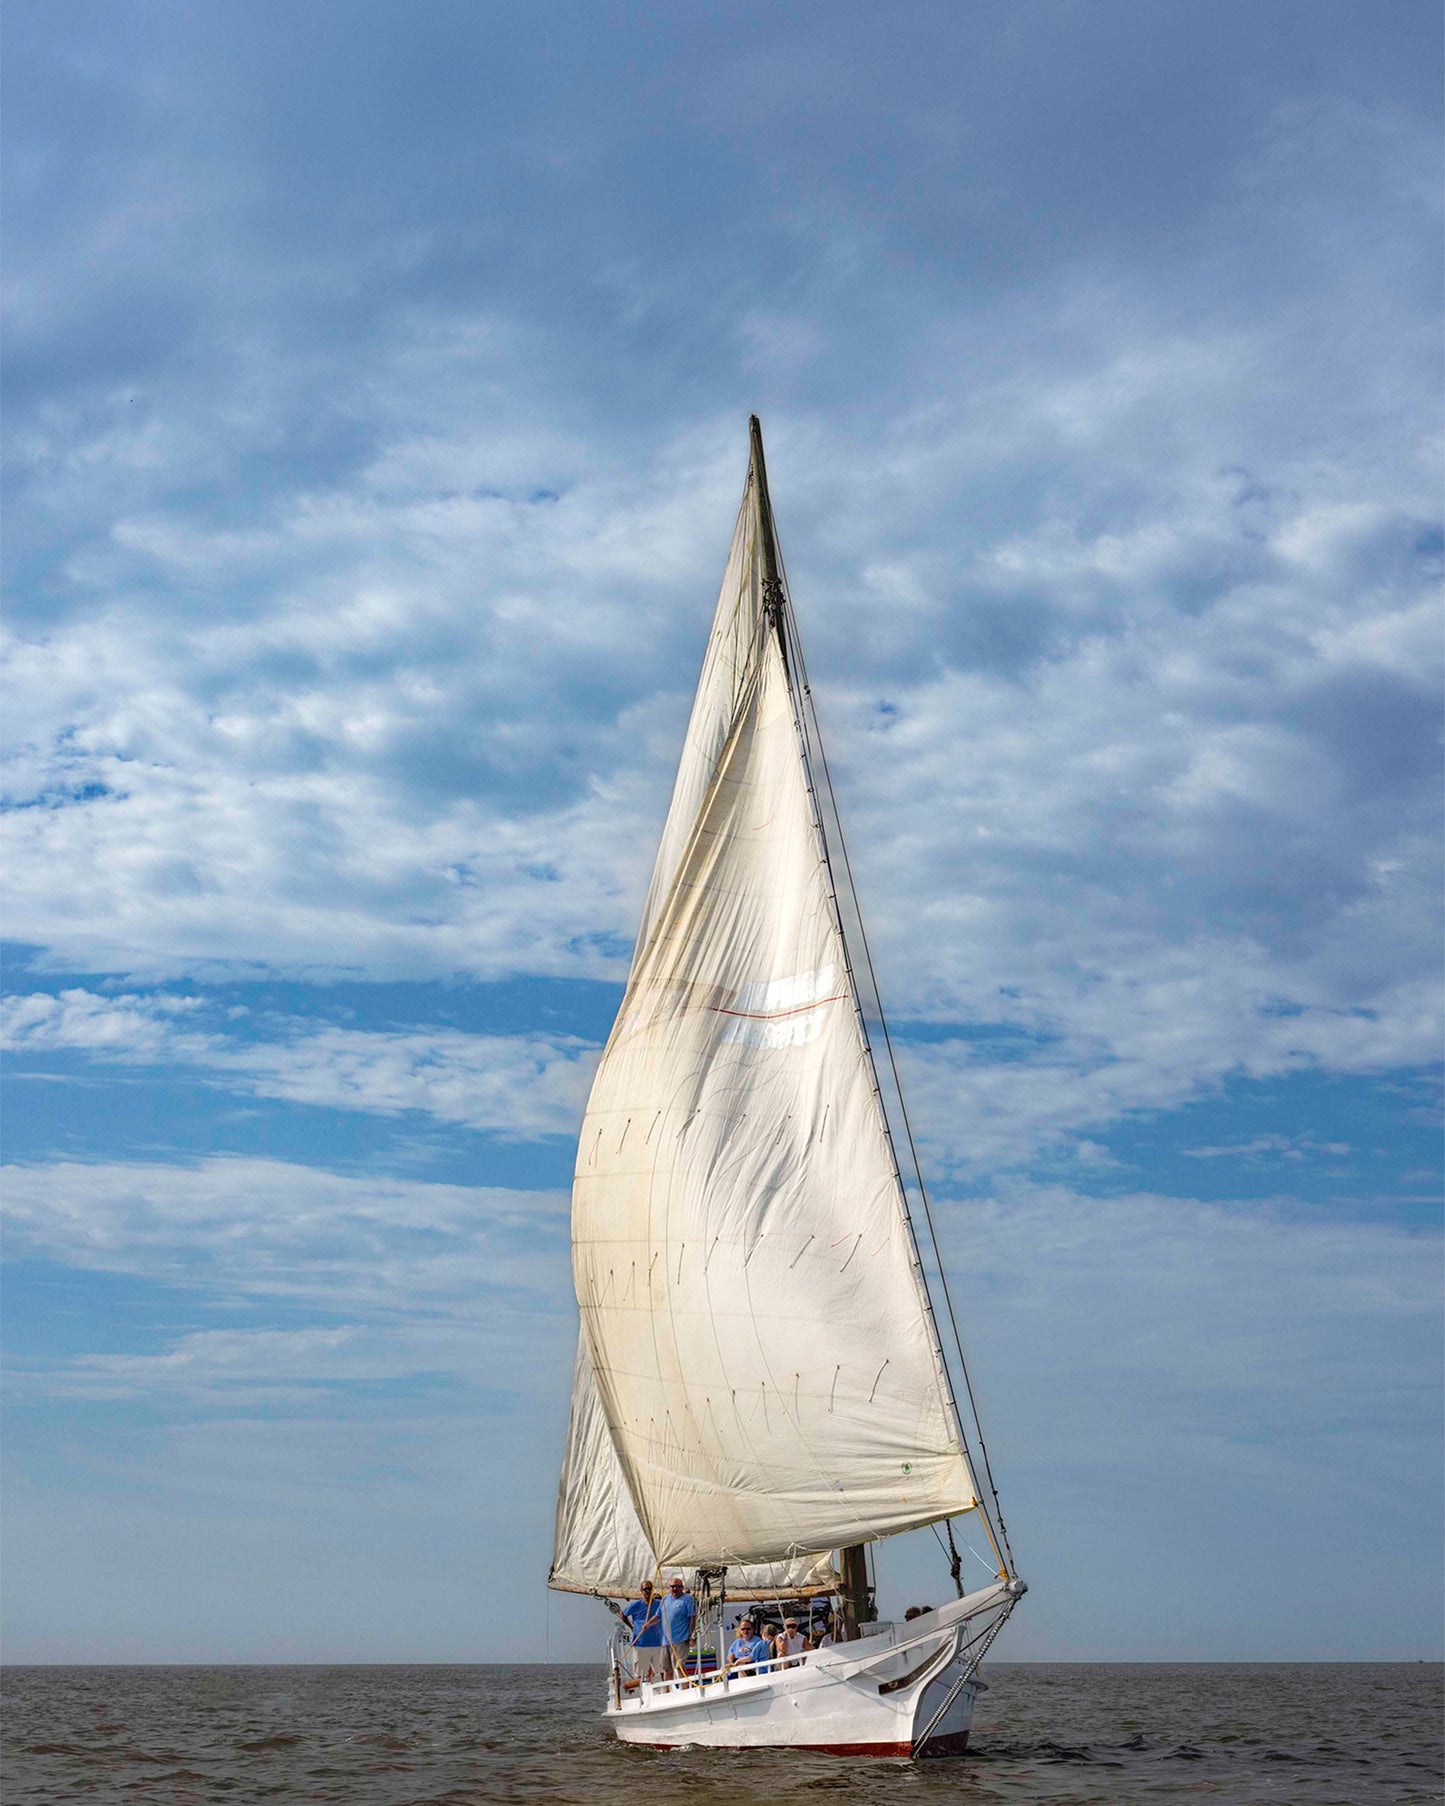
[[1, 0, 1441, 1664]]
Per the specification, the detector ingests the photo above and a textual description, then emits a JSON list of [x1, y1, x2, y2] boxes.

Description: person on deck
[[661, 1575, 697, 1676], [620, 1580, 663, 1677], [726, 1617, 760, 1671], [730, 1618, 774, 1673], [773, 1616, 808, 1661]]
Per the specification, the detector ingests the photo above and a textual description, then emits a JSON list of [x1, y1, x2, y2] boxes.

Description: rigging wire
[[930, 1517, 995, 1585], [768, 517, 1015, 1575]]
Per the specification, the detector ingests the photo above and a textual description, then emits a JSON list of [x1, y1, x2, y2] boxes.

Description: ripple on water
[[1, 1663, 1441, 1805]]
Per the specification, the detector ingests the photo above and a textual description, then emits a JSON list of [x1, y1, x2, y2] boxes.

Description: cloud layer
[[3, 1, 1439, 1661], [5, 83, 1437, 1161], [3, 988, 596, 1138]]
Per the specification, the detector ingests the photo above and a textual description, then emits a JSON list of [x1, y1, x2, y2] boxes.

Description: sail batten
[[552, 428, 979, 1591]]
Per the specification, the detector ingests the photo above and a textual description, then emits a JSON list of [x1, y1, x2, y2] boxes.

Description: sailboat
[[549, 418, 1025, 1756]]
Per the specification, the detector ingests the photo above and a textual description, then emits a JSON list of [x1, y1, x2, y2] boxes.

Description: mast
[[746, 413, 1014, 1594], [749, 414, 786, 633]]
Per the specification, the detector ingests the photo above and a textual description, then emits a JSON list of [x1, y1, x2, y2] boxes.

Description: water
[[3, 1663, 1440, 1804]]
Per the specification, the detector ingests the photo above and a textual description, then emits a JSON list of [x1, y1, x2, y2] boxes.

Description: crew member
[[661, 1575, 697, 1677], [620, 1579, 663, 1677]]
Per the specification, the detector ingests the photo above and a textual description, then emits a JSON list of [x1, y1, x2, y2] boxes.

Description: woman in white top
[[773, 1616, 809, 1660]]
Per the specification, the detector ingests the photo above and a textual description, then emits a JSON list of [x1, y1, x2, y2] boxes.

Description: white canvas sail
[[552, 489, 841, 1597], [566, 449, 978, 1572], [633, 484, 767, 957], [551, 1336, 839, 1597]]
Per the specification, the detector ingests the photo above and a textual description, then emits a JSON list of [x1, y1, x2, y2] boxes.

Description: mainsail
[[551, 421, 979, 1590], [551, 1338, 839, 1597]]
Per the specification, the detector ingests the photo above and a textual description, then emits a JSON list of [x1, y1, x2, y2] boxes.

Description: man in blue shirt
[[620, 1579, 663, 1677], [661, 1574, 697, 1676]]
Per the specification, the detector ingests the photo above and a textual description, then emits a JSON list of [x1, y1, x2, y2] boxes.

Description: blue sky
[[2, 0, 1440, 1662]]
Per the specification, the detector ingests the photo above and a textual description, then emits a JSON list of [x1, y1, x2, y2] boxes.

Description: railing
[[611, 1594, 1009, 1712], [640, 1644, 814, 1699]]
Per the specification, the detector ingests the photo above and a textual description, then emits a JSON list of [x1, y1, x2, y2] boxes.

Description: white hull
[[606, 1582, 1009, 1756]]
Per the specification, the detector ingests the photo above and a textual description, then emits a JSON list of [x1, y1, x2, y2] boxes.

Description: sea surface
[[3, 1662, 1440, 1805]]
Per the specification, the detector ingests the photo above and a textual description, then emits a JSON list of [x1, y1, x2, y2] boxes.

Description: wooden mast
[[749, 412, 786, 643], [748, 414, 776, 571]]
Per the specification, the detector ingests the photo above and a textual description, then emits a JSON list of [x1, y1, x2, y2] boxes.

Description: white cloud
[[0, 1155, 570, 1317], [0, 15, 1436, 1196], [46, 1325, 370, 1403], [224, 1022, 596, 1135], [897, 966, 1438, 1177], [1183, 1133, 1350, 1162], [5, 346, 1437, 1170], [2, 989, 596, 1138], [0, 987, 209, 1059]]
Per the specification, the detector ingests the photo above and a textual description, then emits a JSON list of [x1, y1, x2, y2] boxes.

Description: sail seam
[[708, 995, 847, 1020]]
